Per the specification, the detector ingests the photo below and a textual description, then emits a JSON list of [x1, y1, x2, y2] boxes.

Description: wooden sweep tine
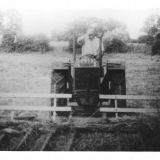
[[64, 130, 76, 151], [0, 133, 5, 142], [14, 127, 33, 151], [40, 129, 56, 151]]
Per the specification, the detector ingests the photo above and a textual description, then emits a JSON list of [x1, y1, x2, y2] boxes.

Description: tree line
[[0, 9, 160, 55]]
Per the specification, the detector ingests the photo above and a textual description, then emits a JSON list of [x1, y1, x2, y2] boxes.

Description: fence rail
[[0, 106, 71, 112], [0, 93, 158, 99], [0, 93, 72, 98], [100, 108, 159, 113], [99, 94, 160, 100]]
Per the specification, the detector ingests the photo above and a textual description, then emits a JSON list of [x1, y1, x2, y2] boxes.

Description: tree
[[0, 10, 4, 45], [63, 17, 107, 41], [102, 19, 130, 53], [103, 27, 130, 42], [142, 14, 160, 55], [103, 38, 127, 53], [58, 17, 129, 41], [3, 9, 22, 34], [105, 19, 126, 31], [1, 9, 22, 52], [55, 17, 130, 53], [0, 10, 3, 32], [142, 14, 160, 36]]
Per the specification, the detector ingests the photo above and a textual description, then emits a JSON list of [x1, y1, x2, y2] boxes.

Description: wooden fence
[[0, 93, 159, 120], [99, 94, 160, 119], [0, 93, 72, 121]]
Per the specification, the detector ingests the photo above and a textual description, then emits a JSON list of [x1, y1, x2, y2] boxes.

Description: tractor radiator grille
[[75, 68, 100, 90]]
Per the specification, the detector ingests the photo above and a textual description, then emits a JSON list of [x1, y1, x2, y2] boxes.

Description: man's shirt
[[77, 35, 104, 56]]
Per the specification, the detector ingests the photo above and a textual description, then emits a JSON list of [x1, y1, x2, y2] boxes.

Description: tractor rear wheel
[[110, 70, 126, 107], [51, 70, 68, 107], [101, 69, 126, 107]]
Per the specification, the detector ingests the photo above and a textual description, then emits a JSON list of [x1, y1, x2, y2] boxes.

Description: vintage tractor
[[50, 35, 126, 115]]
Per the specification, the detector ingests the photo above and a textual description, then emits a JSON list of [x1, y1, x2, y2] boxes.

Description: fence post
[[102, 112, 107, 120], [68, 98, 72, 120], [101, 101, 107, 120], [11, 99, 15, 121], [10, 111, 15, 121], [115, 99, 118, 119], [53, 84, 57, 121]]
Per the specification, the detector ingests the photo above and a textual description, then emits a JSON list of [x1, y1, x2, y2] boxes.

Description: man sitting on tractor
[[77, 28, 104, 59]]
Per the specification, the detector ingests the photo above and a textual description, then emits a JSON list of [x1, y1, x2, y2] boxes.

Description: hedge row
[[68, 38, 152, 54], [127, 43, 152, 54], [0, 33, 50, 53]]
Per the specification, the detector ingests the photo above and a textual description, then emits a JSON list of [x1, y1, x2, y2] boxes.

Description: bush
[[0, 33, 50, 53], [127, 43, 151, 54], [137, 34, 160, 55], [138, 35, 154, 45], [152, 39, 160, 55], [14, 36, 34, 52], [1, 31, 16, 52], [103, 38, 128, 53], [151, 33, 160, 55], [33, 40, 49, 53]]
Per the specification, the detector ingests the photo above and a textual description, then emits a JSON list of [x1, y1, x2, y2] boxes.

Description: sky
[[1, 0, 160, 38]]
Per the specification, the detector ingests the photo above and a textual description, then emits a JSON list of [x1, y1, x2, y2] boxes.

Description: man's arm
[[101, 40, 105, 56]]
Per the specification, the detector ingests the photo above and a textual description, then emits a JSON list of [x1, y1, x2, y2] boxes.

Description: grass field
[[0, 51, 71, 119]]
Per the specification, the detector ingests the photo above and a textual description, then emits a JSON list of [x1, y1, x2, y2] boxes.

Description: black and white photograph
[[0, 0, 160, 155]]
